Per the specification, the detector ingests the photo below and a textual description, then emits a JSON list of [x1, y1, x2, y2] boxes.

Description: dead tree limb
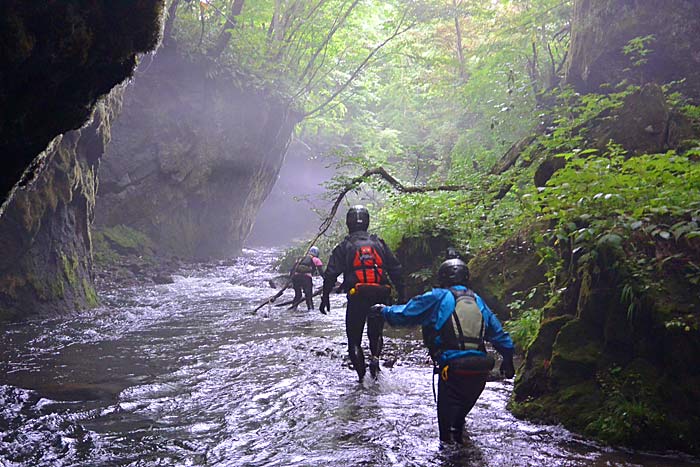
[[275, 287, 323, 307], [252, 166, 472, 313]]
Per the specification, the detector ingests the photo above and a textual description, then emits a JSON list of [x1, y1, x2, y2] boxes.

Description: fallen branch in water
[[274, 287, 323, 307], [252, 166, 471, 313]]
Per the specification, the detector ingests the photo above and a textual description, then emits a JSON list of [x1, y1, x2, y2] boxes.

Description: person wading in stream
[[288, 246, 323, 312], [320, 205, 405, 382], [369, 257, 515, 444]]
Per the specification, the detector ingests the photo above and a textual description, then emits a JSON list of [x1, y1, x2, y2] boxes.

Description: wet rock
[[0, 1, 164, 208], [95, 43, 302, 260], [395, 231, 454, 298], [469, 228, 547, 323], [534, 156, 566, 187], [152, 274, 174, 285], [565, 0, 700, 101]]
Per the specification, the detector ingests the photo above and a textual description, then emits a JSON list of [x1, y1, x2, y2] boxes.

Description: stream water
[[1, 248, 698, 467]]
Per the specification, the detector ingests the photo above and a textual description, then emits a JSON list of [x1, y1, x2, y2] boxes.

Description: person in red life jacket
[[369, 258, 515, 444], [288, 246, 324, 311], [320, 205, 405, 382]]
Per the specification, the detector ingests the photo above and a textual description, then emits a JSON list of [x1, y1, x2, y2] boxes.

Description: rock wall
[[511, 233, 700, 454], [0, 1, 164, 321], [0, 90, 123, 320], [0, 0, 164, 211], [491, 0, 700, 453], [565, 0, 700, 99], [95, 46, 301, 260]]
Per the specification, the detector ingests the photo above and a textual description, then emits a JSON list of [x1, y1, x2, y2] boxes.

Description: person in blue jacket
[[370, 257, 515, 444]]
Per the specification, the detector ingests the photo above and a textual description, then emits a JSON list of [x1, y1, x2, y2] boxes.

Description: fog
[[246, 140, 335, 247]]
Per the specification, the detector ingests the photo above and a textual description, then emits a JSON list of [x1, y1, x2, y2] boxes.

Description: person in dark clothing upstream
[[370, 257, 515, 444], [288, 246, 323, 312], [320, 205, 405, 382]]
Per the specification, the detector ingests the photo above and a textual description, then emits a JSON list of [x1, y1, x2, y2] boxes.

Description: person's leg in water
[[345, 297, 367, 382], [288, 275, 304, 310], [302, 275, 314, 311], [437, 372, 487, 444], [366, 300, 385, 379]]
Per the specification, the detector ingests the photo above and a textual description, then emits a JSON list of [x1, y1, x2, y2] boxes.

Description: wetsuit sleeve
[[475, 293, 515, 356], [322, 242, 345, 294], [378, 238, 404, 295], [382, 290, 440, 327]]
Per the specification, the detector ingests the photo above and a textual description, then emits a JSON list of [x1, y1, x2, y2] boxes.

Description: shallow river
[[1, 249, 698, 467]]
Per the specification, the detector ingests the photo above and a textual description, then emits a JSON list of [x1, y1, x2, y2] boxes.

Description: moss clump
[[510, 380, 603, 428], [100, 224, 154, 256], [50, 278, 65, 299], [60, 252, 79, 287], [82, 278, 99, 307]]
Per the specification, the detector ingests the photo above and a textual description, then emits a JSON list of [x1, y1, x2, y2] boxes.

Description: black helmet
[[437, 258, 470, 287], [346, 205, 370, 232]]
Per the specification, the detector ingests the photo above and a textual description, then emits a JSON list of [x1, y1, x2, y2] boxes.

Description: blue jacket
[[382, 285, 514, 366]]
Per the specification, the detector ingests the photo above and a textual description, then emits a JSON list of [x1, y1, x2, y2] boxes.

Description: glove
[[319, 294, 331, 315], [368, 304, 385, 320], [499, 353, 515, 379]]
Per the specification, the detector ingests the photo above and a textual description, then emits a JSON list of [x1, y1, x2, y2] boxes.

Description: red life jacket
[[350, 238, 385, 285]]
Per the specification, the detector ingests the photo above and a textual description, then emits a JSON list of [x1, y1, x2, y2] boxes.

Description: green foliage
[[505, 287, 543, 350], [623, 35, 655, 68], [587, 365, 666, 446]]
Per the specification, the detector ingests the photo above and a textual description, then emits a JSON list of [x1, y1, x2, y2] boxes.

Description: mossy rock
[[549, 318, 603, 386], [510, 380, 603, 429], [514, 314, 573, 401], [99, 224, 154, 257], [469, 229, 547, 322], [394, 230, 454, 298]]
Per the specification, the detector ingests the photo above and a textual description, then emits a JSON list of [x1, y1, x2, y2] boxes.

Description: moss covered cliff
[[0, 90, 123, 320], [487, 0, 700, 454], [565, 0, 700, 99], [0, 0, 164, 211], [95, 44, 301, 260], [0, 1, 164, 321]]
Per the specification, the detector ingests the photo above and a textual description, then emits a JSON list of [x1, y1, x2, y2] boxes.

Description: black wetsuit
[[322, 230, 404, 381], [291, 274, 314, 310]]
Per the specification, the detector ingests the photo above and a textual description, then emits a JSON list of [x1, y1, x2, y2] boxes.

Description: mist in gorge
[[247, 142, 335, 247], [1, 0, 700, 465]]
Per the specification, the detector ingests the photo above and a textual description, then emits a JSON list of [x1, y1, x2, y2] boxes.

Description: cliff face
[[564, 0, 700, 99], [0, 1, 164, 321], [95, 46, 301, 260], [0, 0, 164, 211], [0, 90, 123, 320]]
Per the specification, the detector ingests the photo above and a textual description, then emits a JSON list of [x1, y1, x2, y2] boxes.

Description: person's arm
[[378, 238, 405, 303], [476, 293, 515, 377], [382, 289, 443, 327], [322, 243, 344, 294]]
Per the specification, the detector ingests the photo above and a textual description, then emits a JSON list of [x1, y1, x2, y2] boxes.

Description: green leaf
[[597, 233, 623, 248]]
